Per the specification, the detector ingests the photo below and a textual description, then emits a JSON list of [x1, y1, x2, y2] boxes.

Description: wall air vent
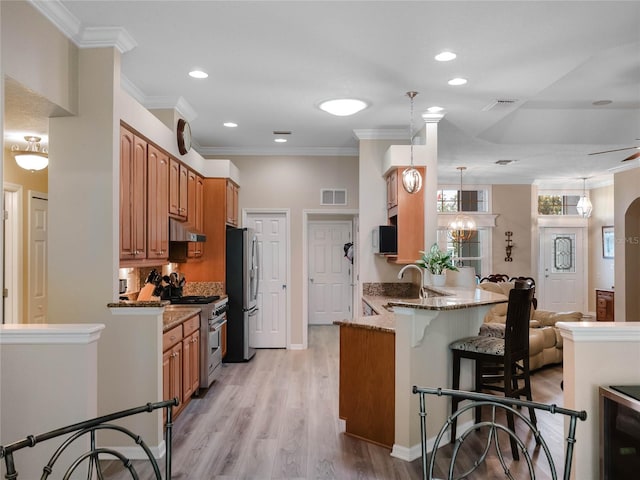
[[482, 99, 519, 111], [321, 189, 347, 206]]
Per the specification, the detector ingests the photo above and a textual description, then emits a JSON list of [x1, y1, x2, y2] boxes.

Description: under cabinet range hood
[[169, 218, 206, 242]]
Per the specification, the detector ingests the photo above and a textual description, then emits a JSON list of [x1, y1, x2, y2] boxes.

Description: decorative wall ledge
[[0, 323, 105, 345]]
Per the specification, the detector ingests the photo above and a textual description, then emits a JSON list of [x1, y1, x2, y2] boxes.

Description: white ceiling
[[6, 0, 640, 185]]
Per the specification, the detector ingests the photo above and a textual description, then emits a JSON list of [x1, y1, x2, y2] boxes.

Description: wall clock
[[177, 118, 192, 155]]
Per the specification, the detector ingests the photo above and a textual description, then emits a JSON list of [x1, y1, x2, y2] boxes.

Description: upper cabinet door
[[169, 158, 188, 219], [148, 144, 169, 261], [120, 126, 147, 261]]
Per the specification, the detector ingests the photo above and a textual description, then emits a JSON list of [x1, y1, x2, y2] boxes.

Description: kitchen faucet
[[398, 264, 426, 300]]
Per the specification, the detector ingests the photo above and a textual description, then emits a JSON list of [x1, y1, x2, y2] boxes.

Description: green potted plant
[[416, 243, 458, 286]]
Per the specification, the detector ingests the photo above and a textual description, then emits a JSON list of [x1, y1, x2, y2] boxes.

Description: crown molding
[[120, 75, 146, 105], [353, 129, 406, 141], [80, 27, 137, 53], [144, 96, 198, 123], [198, 146, 358, 157], [29, 0, 82, 41], [29, 1, 136, 53]]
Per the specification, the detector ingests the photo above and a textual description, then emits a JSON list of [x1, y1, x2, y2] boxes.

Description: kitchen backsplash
[[120, 266, 225, 297], [183, 282, 225, 296], [363, 282, 417, 298]]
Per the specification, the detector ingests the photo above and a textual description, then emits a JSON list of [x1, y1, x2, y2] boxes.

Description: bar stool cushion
[[449, 336, 505, 356]]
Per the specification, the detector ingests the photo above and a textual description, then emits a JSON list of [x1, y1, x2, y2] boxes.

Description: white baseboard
[[289, 343, 306, 350], [101, 440, 165, 460], [391, 419, 474, 462]]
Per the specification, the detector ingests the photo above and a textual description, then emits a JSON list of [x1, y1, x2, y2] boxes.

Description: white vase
[[431, 273, 446, 287]]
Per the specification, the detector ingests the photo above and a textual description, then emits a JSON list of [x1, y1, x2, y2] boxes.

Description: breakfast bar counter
[[335, 285, 507, 460]]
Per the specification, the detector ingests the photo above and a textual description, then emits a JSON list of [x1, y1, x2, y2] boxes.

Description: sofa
[[477, 281, 583, 371]]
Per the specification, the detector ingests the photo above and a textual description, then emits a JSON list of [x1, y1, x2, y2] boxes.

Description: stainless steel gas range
[[166, 295, 227, 389]]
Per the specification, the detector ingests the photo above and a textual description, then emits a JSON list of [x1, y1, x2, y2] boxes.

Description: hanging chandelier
[[11, 136, 48, 171], [401, 91, 423, 194], [576, 177, 593, 218], [448, 167, 476, 243]]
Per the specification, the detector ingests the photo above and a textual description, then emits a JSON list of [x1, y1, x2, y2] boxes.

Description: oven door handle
[[211, 318, 227, 332]]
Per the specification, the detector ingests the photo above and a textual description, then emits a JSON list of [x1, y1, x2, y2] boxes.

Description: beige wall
[[587, 184, 615, 312], [1, 0, 77, 114], [211, 154, 359, 346], [491, 184, 534, 277], [3, 147, 48, 321]]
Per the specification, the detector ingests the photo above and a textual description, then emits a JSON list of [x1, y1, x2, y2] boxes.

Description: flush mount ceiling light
[[448, 167, 477, 244], [188, 70, 208, 79], [448, 77, 468, 86], [435, 51, 457, 61], [318, 98, 367, 116], [401, 91, 423, 195], [11, 136, 48, 171], [223, 122, 238, 128], [576, 177, 593, 218], [274, 138, 287, 143]]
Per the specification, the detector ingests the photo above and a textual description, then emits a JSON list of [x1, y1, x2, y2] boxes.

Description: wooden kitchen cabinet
[[187, 170, 205, 258], [169, 158, 188, 219], [119, 127, 147, 262], [147, 144, 169, 262], [386, 169, 398, 216], [596, 289, 615, 321], [384, 167, 425, 264], [339, 325, 395, 448], [182, 314, 200, 400], [226, 179, 239, 226], [163, 341, 183, 418]]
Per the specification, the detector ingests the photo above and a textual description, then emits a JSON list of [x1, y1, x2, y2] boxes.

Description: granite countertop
[[163, 307, 201, 332], [334, 286, 508, 334], [107, 300, 170, 308]]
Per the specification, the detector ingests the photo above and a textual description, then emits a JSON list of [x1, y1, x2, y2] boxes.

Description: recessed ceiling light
[[318, 98, 368, 116], [274, 138, 287, 143], [593, 100, 612, 106], [435, 51, 456, 62], [189, 70, 208, 79], [427, 106, 444, 113], [223, 122, 238, 128], [448, 78, 467, 86]]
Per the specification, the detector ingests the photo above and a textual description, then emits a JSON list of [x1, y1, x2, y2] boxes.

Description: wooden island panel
[[339, 324, 395, 448]]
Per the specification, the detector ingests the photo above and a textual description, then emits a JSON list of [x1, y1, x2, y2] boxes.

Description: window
[[538, 194, 581, 215], [437, 186, 491, 278], [437, 189, 488, 213], [437, 229, 487, 276]]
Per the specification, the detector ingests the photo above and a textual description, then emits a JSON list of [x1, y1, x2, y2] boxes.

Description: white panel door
[[29, 195, 48, 323], [308, 221, 352, 325], [540, 227, 585, 313], [246, 213, 287, 348]]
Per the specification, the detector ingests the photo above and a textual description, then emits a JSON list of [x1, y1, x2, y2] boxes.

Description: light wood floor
[[103, 325, 565, 479]]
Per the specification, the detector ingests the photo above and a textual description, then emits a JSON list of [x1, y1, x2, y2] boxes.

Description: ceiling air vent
[[482, 99, 519, 111], [495, 159, 516, 166], [321, 189, 347, 206]]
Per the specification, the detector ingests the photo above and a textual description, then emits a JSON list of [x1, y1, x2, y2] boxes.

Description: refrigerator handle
[[253, 235, 260, 301]]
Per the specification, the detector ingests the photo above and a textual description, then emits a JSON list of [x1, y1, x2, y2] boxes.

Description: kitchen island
[[335, 285, 507, 461]]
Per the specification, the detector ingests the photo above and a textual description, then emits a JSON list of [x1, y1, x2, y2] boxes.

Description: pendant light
[[11, 136, 48, 171], [401, 91, 423, 194], [576, 177, 593, 218], [448, 167, 476, 244]]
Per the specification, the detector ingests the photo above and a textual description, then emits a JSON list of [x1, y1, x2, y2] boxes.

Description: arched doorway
[[624, 198, 640, 320]]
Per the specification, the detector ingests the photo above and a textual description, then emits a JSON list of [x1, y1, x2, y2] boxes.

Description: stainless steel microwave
[[372, 225, 397, 254]]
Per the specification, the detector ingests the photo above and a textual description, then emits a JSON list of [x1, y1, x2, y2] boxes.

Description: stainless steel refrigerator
[[224, 227, 259, 362]]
